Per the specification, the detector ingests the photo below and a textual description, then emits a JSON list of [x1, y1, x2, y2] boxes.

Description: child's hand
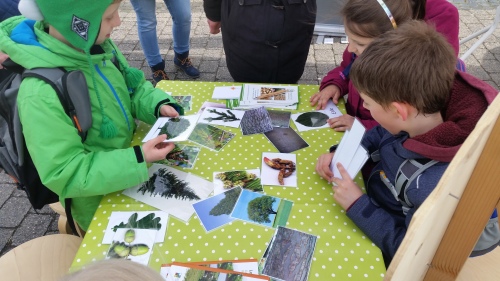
[[315, 152, 334, 182], [310, 85, 341, 110], [327, 114, 355, 132], [142, 134, 175, 163], [331, 163, 363, 210], [159, 105, 179, 117]]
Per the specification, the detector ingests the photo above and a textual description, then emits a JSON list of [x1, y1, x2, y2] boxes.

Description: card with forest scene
[[193, 187, 241, 232], [188, 123, 236, 152], [171, 95, 192, 111], [155, 144, 201, 169], [213, 169, 263, 195], [198, 107, 245, 128], [122, 164, 213, 222], [142, 115, 199, 142], [230, 189, 293, 228]]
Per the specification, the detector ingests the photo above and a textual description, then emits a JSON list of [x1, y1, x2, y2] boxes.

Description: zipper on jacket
[[94, 64, 131, 131]]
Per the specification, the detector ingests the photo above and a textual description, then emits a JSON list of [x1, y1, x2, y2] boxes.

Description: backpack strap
[[22, 68, 91, 141], [380, 158, 439, 215]]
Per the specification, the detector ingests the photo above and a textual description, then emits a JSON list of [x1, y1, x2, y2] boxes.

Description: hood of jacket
[[403, 71, 498, 162], [0, 16, 115, 71]]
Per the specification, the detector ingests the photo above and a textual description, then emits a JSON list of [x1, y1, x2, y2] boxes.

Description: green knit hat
[[24, 0, 120, 139], [35, 0, 113, 53]]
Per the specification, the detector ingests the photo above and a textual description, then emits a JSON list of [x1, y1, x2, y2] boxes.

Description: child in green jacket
[[0, 0, 182, 231]]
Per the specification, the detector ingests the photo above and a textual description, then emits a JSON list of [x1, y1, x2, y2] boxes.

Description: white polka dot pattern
[[69, 81, 386, 280]]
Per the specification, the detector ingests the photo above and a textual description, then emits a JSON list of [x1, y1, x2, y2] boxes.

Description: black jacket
[[204, 0, 316, 83], [0, 0, 20, 22]]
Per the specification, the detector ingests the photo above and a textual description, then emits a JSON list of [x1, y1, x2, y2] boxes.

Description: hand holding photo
[[330, 118, 369, 179], [156, 144, 201, 169], [142, 115, 199, 142], [261, 153, 297, 187]]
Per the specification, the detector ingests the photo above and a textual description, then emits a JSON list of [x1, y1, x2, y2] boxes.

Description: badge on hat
[[71, 15, 90, 41]]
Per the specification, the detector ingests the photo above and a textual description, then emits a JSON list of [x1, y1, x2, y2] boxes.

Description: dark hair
[[341, 0, 413, 38], [350, 20, 456, 114], [411, 0, 427, 19]]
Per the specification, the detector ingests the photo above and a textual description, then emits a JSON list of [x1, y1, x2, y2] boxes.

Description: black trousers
[[220, 0, 316, 84]]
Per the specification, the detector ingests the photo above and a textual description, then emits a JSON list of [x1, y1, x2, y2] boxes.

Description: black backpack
[[0, 58, 92, 235]]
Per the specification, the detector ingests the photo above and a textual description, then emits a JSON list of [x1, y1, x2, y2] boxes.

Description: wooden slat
[[424, 109, 500, 280]]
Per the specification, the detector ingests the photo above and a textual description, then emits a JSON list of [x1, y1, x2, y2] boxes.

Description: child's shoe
[[150, 60, 169, 85], [174, 51, 200, 78]]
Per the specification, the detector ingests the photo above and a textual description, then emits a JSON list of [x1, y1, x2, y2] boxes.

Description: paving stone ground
[[1, 0, 499, 257]]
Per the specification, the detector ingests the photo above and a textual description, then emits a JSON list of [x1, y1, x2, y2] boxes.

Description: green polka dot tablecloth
[[70, 81, 386, 280]]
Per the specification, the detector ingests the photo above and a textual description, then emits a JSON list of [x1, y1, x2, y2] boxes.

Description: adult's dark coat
[[204, 0, 316, 83]]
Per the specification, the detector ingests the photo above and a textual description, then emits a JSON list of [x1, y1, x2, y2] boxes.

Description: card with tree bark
[[260, 226, 317, 281]]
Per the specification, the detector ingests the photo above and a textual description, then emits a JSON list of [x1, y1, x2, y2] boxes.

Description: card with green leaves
[[142, 115, 200, 142]]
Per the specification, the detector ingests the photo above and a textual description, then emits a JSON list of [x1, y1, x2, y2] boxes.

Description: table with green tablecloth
[[70, 80, 386, 280]]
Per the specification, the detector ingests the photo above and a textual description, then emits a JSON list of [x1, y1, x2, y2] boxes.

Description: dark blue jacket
[[0, 0, 20, 22], [347, 71, 498, 265]]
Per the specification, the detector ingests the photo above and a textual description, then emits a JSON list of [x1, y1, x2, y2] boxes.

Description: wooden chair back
[[385, 94, 500, 281], [0, 234, 82, 281]]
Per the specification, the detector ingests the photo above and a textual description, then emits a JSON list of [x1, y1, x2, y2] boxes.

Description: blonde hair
[[59, 260, 164, 281]]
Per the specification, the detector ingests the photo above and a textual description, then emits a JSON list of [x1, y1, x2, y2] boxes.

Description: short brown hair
[[350, 20, 456, 114], [342, 0, 412, 38]]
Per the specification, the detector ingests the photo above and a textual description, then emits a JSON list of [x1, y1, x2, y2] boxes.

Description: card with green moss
[[156, 144, 201, 169], [188, 123, 236, 152], [142, 115, 199, 142]]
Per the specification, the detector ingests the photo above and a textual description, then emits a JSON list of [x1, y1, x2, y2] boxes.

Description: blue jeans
[[130, 0, 192, 67]]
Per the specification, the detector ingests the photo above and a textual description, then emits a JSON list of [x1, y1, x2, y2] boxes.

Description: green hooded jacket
[[0, 17, 182, 230]]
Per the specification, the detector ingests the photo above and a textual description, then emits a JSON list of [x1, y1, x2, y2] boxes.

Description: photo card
[[261, 153, 297, 187], [261, 226, 317, 281], [240, 106, 273, 135], [188, 123, 236, 152], [122, 164, 214, 223], [142, 115, 199, 142], [198, 107, 245, 128], [267, 109, 291, 128], [213, 169, 262, 195], [193, 187, 241, 232], [291, 100, 343, 132], [264, 127, 309, 153], [155, 144, 201, 169], [171, 95, 192, 111], [164, 262, 270, 281], [197, 101, 227, 114], [161, 259, 260, 279], [106, 228, 157, 266], [102, 211, 168, 244], [212, 85, 242, 100], [231, 189, 293, 228]]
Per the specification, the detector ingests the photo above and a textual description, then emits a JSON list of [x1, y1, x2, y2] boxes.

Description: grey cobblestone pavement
[[1, 0, 499, 257]]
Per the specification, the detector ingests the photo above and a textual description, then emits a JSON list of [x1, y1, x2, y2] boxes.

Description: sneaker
[[150, 60, 169, 85], [174, 51, 200, 78]]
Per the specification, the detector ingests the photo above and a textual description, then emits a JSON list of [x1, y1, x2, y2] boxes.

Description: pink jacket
[[319, 0, 460, 131]]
